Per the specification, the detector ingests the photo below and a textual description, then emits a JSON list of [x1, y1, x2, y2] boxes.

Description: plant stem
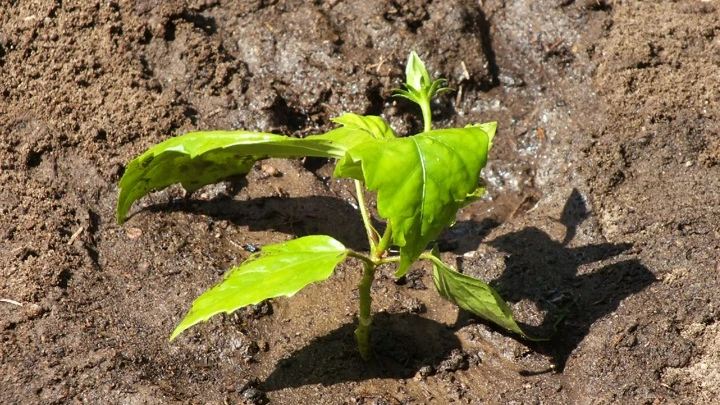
[[351, 188, 395, 360], [354, 223, 395, 359], [420, 99, 432, 133], [355, 259, 376, 360], [354, 180, 378, 250]]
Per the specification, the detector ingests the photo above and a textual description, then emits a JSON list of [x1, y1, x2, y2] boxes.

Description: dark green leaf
[[428, 247, 527, 337], [171, 235, 348, 340]]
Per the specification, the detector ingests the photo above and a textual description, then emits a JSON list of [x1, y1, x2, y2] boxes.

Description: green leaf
[[428, 247, 528, 337], [170, 235, 348, 340], [471, 122, 497, 149], [335, 124, 495, 276], [116, 125, 374, 224], [405, 51, 431, 91], [392, 52, 453, 127], [331, 113, 395, 141], [461, 179, 488, 209]]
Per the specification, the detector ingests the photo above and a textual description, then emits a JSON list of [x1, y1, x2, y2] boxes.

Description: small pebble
[[242, 387, 264, 403], [415, 365, 434, 380], [126, 227, 142, 239], [261, 164, 280, 177], [24, 303, 45, 319]]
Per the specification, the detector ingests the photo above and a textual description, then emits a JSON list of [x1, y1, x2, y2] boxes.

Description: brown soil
[[2, 0, 719, 403]]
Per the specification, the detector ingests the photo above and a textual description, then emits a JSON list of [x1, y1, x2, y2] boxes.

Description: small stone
[[415, 365, 434, 380], [126, 227, 142, 239], [261, 164, 280, 177], [438, 349, 469, 372], [24, 303, 45, 319], [242, 387, 264, 403], [404, 297, 426, 314]]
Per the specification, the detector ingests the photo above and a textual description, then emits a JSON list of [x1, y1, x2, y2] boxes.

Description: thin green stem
[[355, 259, 376, 360], [346, 250, 376, 267], [350, 186, 395, 360], [420, 251, 442, 267], [354, 180, 378, 250], [420, 98, 432, 133], [376, 256, 401, 266]]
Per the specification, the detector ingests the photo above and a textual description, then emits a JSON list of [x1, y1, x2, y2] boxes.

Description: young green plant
[[116, 51, 532, 359]]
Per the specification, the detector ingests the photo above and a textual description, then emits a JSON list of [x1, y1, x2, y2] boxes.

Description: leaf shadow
[[262, 312, 462, 391], [141, 192, 370, 251], [436, 217, 502, 254], [476, 188, 656, 371]]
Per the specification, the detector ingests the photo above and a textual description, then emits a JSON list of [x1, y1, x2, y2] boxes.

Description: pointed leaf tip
[[116, 130, 364, 224], [170, 235, 348, 340], [406, 51, 430, 91], [429, 247, 526, 337]]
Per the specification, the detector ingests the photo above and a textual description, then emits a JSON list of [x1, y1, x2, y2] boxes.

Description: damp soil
[[2, 1, 720, 403]]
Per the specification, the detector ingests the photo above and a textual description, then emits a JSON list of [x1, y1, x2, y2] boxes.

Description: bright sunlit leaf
[[335, 124, 496, 276], [170, 235, 348, 340], [116, 126, 373, 224]]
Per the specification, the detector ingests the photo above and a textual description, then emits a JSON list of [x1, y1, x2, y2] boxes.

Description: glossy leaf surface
[[170, 235, 348, 340], [116, 120, 374, 223], [335, 124, 496, 276]]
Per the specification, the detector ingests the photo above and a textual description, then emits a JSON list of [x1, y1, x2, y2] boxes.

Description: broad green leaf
[[116, 120, 379, 224], [334, 124, 496, 276], [428, 247, 527, 337], [170, 235, 348, 340]]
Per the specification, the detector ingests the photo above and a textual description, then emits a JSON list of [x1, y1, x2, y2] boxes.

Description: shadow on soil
[[142, 188, 655, 376], [142, 194, 370, 250], [483, 189, 657, 371], [262, 312, 461, 391]]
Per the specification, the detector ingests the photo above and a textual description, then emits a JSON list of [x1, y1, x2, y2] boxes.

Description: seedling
[[117, 52, 533, 359]]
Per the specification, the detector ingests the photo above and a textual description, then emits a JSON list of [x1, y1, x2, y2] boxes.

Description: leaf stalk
[[354, 180, 378, 250]]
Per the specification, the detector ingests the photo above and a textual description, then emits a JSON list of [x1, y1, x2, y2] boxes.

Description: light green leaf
[[335, 124, 495, 276], [331, 113, 395, 141], [428, 247, 527, 337], [405, 51, 430, 91], [116, 126, 373, 224], [170, 235, 348, 340], [392, 52, 452, 125], [471, 122, 497, 149], [461, 180, 488, 209]]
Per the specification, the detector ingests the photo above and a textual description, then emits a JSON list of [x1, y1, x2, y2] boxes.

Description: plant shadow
[[475, 189, 656, 371], [140, 184, 655, 376], [141, 192, 370, 251], [262, 312, 462, 391]]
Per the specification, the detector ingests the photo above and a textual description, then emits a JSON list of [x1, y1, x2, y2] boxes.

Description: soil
[[2, 0, 720, 404]]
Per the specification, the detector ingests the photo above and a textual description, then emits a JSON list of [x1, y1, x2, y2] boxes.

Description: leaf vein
[[410, 137, 428, 231]]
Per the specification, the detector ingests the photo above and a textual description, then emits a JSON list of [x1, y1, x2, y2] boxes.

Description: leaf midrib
[[410, 137, 428, 233]]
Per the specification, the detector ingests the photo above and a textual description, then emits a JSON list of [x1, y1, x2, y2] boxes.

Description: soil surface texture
[[2, 0, 720, 404]]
